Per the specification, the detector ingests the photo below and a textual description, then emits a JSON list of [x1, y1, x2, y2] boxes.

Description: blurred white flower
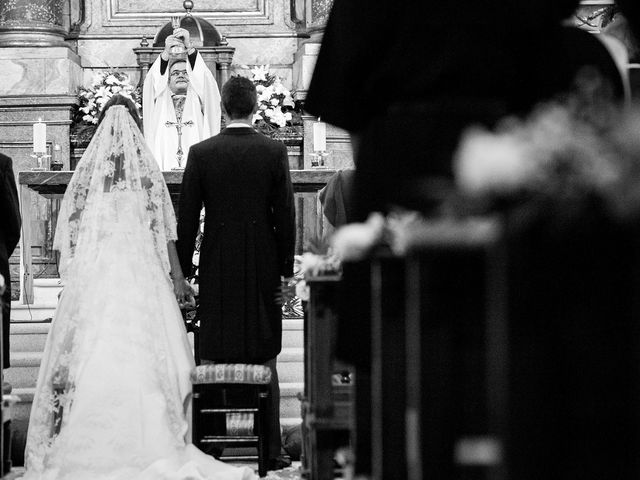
[[386, 210, 423, 255], [295, 280, 310, 302], [331, 213, 385, 262], [454, 127, 536, 195]]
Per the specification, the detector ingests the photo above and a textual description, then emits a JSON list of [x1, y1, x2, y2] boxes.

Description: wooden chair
[[191, 363, 272, 478]]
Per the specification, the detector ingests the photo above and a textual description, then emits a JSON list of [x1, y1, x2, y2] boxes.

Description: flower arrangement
[[245, 65, 297, 133], [77, 71, 141, 125], [291, 237, 342, 303], [452, 96, 640, 221]]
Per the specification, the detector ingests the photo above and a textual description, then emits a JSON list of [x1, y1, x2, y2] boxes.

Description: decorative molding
[[102, 0, 272, 27], [76, 31, 307, 40]]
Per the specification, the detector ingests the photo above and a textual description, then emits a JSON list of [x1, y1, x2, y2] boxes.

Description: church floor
[[6, 462, 304, 480]]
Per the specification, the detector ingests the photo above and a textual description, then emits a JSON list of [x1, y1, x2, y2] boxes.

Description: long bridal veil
[[53, 104, 177, 280]]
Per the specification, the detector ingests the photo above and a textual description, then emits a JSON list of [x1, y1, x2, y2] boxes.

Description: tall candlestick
[[313, 120, 326, 152], [33, 119, 46, 153]]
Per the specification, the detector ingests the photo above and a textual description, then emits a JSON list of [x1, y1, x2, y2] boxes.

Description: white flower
[[104, 74, 119, 85], [264, 109, 274, 118], [274, 83, 285, 95], [82, 114, 94, 123], [270, 98, 280, 106], [92, 73, 104, 86], [330, 213, 385, 262], [256, 84, 266, 93], [454, 127, 536, 195], [284, 112, 292, 121], [250, 65, 269, 82], [271, 109, 287, 127], [283, 94, 295, 108], [252, 113, 263, 124], [295, 280, 310, 302]]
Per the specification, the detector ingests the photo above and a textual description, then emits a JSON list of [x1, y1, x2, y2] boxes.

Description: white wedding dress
[[22, 106, 256, 480]]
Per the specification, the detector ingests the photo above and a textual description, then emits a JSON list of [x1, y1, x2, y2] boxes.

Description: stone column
[[0, 0, 81, 309], [0, 0, 68, 47]]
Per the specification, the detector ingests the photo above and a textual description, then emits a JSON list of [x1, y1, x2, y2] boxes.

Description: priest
[[143, 27, 221, 170]]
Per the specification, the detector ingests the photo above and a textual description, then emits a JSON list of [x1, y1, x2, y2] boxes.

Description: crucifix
[[165, 116, 194, 169]]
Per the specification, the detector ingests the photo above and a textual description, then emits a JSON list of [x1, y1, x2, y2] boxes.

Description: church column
[[215, 37, 234, 87], [0, 0, 82, 303], [0, 0, 68, 47]]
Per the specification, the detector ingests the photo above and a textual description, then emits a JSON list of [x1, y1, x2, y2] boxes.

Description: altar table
[[18, 169, 337, 304]]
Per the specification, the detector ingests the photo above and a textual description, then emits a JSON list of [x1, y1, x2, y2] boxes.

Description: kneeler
[[191, 363, 272, 478]]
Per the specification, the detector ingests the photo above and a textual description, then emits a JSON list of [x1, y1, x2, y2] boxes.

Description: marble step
[[10, 321, 51, 352], [11, 304, 303, 349], [30, 278, 63, 304], [10, 302, 56, 322], [10, 321, 304, 353]]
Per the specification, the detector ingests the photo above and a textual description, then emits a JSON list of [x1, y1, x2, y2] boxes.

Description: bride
[[22, 95, 256, 480]]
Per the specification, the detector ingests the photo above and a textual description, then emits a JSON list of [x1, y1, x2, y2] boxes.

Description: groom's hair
[[221, 76, 257, 119]]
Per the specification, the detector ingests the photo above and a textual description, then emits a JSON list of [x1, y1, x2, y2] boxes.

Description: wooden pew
[[301, 275, 354, 480]]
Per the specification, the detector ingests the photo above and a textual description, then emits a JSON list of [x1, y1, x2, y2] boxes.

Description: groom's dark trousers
[[177, 126, 296, 461]]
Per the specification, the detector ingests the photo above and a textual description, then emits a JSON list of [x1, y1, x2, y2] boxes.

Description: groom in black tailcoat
[[177, 76, 296, 469], [0, 153, 21, 370]]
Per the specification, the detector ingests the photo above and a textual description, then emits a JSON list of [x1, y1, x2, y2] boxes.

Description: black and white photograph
[[2, 0, 640, 479]]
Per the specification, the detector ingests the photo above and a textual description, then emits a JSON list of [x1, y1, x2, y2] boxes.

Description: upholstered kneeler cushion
[[191, 363, 272, 384]]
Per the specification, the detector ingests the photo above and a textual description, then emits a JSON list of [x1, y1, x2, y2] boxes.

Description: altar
[[18, 169, 337, 304]]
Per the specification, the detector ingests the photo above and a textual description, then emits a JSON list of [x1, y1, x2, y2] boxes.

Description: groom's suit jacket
[[178, 126, 295, 363], [0, 153, 21, 368]]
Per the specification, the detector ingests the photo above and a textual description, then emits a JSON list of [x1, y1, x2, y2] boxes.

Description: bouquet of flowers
[[72, 71, 141, 145], [245, 65, 297, 133], [77, 71, 141, 125]]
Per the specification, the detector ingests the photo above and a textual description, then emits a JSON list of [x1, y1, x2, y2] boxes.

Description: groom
[[177, 76, 296, 469]]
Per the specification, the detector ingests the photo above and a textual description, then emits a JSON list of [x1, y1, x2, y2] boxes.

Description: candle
[[313, 120, 326, 152], [33, 119, 46, 153]]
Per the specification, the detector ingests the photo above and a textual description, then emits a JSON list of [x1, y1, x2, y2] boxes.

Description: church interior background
[[1, 0, 639, 478], [0, 0, 353, 474]]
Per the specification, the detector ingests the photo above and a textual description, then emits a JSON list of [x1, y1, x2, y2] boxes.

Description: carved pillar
[[214, 40, 235, 87], [0, 0, 69, 47]]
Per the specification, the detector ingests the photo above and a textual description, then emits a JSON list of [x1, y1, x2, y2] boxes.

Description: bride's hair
[[97, 94, 142, 130]]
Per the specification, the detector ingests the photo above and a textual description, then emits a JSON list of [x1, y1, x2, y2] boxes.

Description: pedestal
[[292, 42, 321, 102], [0, 47, 81, 97], [0, 0, 68, 48]]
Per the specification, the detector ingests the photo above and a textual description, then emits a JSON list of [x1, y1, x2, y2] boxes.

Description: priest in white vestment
[[143, 28, 221, 170]]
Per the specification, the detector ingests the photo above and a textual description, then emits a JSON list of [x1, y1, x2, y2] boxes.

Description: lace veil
[[54, 104, 177, 280], [24, 105, 187, 475]]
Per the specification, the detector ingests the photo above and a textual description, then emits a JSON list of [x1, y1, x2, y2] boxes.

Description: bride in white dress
[[22, 96, 256, 480]]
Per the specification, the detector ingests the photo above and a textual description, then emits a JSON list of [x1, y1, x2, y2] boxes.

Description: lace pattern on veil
[[53, 105, 177, 280], [23, 106, 188, 476]]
